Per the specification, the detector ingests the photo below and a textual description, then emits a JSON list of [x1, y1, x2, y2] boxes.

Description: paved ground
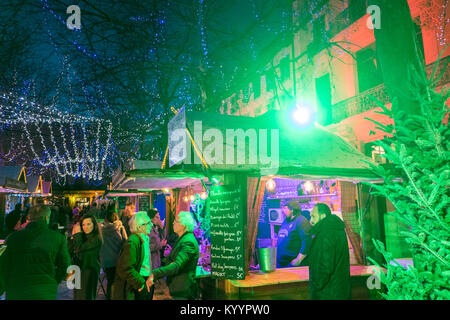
[[57, 270, 172, 300], [1, 224, 173, 301], [1, 271, 172, 300]]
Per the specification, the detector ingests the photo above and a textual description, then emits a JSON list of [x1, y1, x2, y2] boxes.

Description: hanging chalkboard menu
[[138, 195, 151, 212], [118, 197, 127, 210], [209, 185, 245, 280]]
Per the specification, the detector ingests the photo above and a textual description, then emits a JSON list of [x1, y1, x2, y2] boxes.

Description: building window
[[253, 77, 261, 99], [371, 145, 387, 164], [279, 55, 291, 83], [308, 14, 327, 57], [315, 73, 332, 126], [356, 43, 383, 93], [265, 71, 276, 92], [348, 0, 368, 24]]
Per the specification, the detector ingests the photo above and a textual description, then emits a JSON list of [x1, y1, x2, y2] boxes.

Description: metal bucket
[[258, 247, 277, 272]]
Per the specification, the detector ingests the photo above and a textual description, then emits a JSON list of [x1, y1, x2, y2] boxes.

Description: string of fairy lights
[[2, 0, 297, 183], [1, 2, 116, 182], [0, 92, 113, 183]]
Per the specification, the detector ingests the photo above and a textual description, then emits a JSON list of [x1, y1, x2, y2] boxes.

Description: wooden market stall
[[0, 166, 28, 236], [117, 109, 392, 299]]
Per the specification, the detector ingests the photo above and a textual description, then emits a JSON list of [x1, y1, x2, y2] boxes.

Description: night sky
[[0, 0, 293, 185]]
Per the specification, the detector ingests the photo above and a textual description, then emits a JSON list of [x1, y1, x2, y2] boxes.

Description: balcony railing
[[331, 56, 449, 123], [332, 83, 390, 123]]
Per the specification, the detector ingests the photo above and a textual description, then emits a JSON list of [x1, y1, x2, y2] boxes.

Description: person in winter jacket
[[276, 200, 312, 267], [121, 202, 135, 237], [309, 203, 351, 300], [0, 205, 71, 300], [4, 203, 22, 234], [100, 208, 127, 300], [147, 208, 167, 270], [68, 214, 103, 300], [150, 211, 200, 300], [112, 211, 154, 300]]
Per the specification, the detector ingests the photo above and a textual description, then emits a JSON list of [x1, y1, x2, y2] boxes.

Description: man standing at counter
[[309, 203, 350, 300], [276, 201, 312, 268]]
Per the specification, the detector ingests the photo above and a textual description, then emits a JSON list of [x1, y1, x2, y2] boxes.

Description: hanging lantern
[[266, 178, 276, 192], [200, 191, 208, 200], [189, 194, 196, 202], [304, 181, 314, 193]]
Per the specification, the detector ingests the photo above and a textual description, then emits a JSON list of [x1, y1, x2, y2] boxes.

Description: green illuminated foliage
[[364, 57, 449, 299]]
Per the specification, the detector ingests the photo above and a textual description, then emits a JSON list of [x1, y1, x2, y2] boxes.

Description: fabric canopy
[[117, 168, 205, 190], [166, 110, 380, 181]]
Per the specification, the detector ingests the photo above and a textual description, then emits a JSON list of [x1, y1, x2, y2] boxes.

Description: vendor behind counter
[[276, 201, 312, 268]]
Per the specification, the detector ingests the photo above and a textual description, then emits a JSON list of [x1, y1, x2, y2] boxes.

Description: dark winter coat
[[112, 233, 146, 300], [100, 220, 127, 268], [309, 214, 351, 300], [152, 232, 199, 299], [0, 219, 71, 300], [5, 209, 21, 232], [149, 225, 164, 269], [68, 232, 102, 273]]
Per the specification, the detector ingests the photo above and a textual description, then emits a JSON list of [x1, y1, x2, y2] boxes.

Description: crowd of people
[[0, 200, 201, 300], [0, 198, 351, 300]]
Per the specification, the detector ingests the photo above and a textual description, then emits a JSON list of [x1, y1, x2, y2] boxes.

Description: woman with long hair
[[68, 214, 103, 300]]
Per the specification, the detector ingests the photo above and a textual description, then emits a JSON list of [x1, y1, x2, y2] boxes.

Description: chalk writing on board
[[209, 185, 245, 280]]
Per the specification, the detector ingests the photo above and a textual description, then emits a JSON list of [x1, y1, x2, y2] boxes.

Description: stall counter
[[198, 265, 383, 300]]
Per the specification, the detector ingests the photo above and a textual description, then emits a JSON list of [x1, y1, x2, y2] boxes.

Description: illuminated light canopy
[[0, 92, 114, 183]]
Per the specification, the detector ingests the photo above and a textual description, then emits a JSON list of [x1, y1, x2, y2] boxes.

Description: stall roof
[[118, 168, 205, 190], [0, 166, 27, 193], [105, 190, 151, 197], [166, 110, 380, 181], [26, 175, 43, 194], [42, 181, 52, 195]]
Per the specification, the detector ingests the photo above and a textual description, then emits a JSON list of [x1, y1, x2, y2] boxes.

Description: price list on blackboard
[[118, 197, 127, 210], [209, 185, 245, 280], [138, 195, 151, 212]]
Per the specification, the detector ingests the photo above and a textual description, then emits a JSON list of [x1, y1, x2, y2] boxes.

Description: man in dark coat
[[112, 232, 145, 300], [112, 211, 153, 300], [151, 211, 199, 300], [0, 205, 71, 300], [4, 203, 22, 233], [309, 203, 351, 300]]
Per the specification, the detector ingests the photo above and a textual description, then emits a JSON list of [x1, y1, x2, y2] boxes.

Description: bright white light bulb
[[293, 107, 310, 125], [266, 178, 276, 191], [304, 181, 314, 193]]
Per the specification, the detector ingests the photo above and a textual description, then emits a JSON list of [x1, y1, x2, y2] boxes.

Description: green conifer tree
[[363, 56, 449, 299]]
